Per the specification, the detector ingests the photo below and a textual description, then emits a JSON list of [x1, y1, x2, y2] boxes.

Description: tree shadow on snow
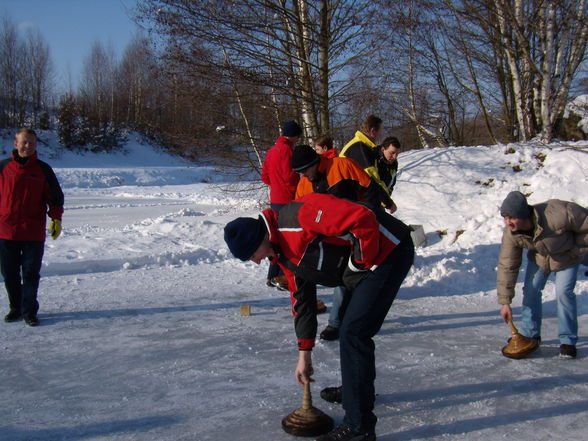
[[0, 415, 182, 441], [379, 309, 501, 336], [38, 296, 293, 325], [380, 296, 588, 338], [376, 374, 588, 440]]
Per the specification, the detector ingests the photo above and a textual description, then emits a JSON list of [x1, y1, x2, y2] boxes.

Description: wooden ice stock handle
[[508, 319, 519, 336], [302, 381, 312, 410]]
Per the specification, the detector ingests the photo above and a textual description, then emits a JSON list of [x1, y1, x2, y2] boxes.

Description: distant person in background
[[377, 136, 401, 195], [339, 115, 395, 213], [314, 135, 337, 159], [497, 191, 588, 359], [261, 120, 302, 290], [0, 128, 64, 326]]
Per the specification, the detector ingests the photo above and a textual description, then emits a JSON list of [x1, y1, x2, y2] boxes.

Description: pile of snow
[[0, 135, 587, 441], [565, 94, 588, 134]]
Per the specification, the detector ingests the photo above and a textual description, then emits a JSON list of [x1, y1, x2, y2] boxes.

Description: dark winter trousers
[[339, 236, 414, 435], [0, 239, 45, 319]]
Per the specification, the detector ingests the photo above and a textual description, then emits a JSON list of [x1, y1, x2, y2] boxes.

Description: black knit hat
[[291, 144, 320, 172], [282, 120, 302, 137], [500, 191, 531, 219], [224, 217, 267, 261]]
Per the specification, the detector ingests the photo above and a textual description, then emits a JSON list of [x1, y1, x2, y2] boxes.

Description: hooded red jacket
[[0, 151, 64, 241], [261, 136, 300, 204]]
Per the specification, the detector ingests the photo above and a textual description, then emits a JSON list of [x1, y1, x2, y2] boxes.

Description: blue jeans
[[327, 286, 346, 328], [0, 239, 45, 318], [339, 236, 414, 435], [520, 258, 579, 345]]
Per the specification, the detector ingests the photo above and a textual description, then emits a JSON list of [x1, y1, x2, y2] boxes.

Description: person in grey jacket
[[496, 191, 588, 359]]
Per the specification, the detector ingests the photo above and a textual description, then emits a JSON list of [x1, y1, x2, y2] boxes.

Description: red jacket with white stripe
[[259, 192, 411, 350]]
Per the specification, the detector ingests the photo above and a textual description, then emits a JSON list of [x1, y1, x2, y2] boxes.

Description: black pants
[[339, 236, 414, 435], [0, 239, 45, 318]]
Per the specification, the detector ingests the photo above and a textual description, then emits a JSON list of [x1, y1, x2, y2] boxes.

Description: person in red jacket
[[313, 135, 338, 159], [224, 193, 414, 441], [261, 120, 302, 290], [0, 128, 64, 326]]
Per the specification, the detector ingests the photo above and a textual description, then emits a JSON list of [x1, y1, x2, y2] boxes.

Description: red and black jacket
[[259, 193, 411, 350], [0, 151, 64, 241]]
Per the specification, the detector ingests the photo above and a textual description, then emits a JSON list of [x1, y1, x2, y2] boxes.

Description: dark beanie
[[224, 217, 267, 261], [500, 191, 531, 219], [291, 144, 320, 172], [282, 120, 302, 137]]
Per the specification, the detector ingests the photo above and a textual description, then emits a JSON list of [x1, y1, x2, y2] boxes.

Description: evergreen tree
[[56, 94, 77, 149]]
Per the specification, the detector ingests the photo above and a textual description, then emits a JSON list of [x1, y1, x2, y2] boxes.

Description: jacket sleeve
[[277, 261, 318, 350], [261, 151, 271, 186], [40, 162, 64, 220], [291, 275, 318, 351], [567, 202, 588, 251], [496, 228, 523, 305]]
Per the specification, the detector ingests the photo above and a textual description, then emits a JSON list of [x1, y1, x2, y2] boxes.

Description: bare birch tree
[[137, 0, 374, 157], [447, 0, 588, 141]]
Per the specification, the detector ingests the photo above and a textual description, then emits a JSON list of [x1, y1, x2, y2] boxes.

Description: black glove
[[342, 257, 371, 290]]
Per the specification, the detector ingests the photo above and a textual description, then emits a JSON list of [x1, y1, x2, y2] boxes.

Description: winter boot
[[319, 325, 339, 341], [559, 344, 577, 359], [24, 315, 39, 327], [315, 424, 375, 441], [4, 310, 22, 323], [320, 386, 342, 404]]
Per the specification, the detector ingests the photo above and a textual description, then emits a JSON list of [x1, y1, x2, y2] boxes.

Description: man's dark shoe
[[4, 311, 22, 323], [320, 386, 342, 404], [315, 424, 375, 441], [24, 316, 39, 327], [320, 325, 339, 341], [560, 344, 577, 359]]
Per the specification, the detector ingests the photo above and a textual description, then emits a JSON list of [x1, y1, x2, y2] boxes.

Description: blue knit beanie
[[500, 191, 531, 219], [282, 120, 302, 137], [224, 217, 267, 261]]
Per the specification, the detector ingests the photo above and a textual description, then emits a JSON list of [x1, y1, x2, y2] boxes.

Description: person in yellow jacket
[[339, 115, 396, 213]]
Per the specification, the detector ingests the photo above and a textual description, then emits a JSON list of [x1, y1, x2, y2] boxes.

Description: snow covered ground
[[1, 136, 587, 441]]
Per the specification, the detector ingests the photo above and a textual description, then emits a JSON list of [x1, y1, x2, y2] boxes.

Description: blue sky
[[1, 0, 141, 92]]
